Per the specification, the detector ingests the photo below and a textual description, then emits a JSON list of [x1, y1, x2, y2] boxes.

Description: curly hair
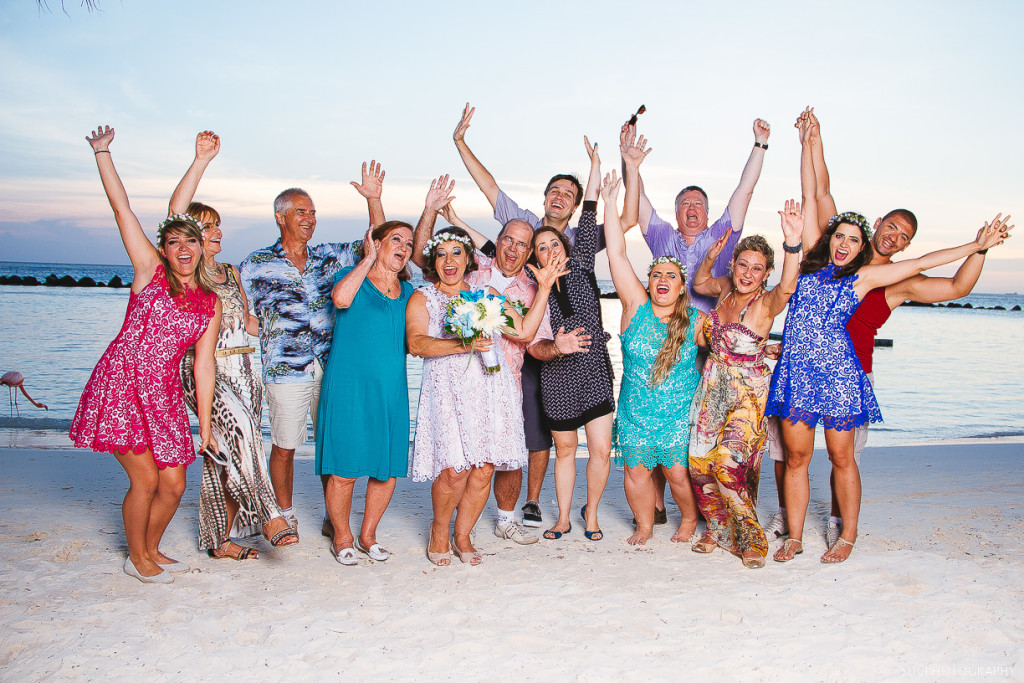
[[732, 234, 775, 275], [648, 263, 693, 387], [420, 226, 478, 280], [801, 212, 874, 279], [158, 220, 216, 297]]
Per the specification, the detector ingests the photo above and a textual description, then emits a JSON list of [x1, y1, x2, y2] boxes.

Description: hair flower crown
[[647, 255, 687, 279], [422, 231, 473, 256], [828, 212, 873, 240], [157, 213, 202, 240]]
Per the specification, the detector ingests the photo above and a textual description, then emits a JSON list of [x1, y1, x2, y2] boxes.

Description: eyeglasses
[[500, 235, 531, 252]]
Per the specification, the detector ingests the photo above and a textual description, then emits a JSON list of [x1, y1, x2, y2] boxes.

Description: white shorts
[[767, 372, 873, 466], [264, 360, 323, 450]]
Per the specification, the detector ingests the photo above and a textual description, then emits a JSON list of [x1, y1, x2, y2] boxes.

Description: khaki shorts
[[264, 360, 323, 450]]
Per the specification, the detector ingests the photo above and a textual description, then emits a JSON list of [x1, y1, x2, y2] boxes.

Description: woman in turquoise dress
[[315, 221, 415, 566], [601, 172, 703, 546]]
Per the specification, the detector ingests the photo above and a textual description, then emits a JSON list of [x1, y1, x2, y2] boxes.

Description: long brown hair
[[801, 213, 874, 279], [158, 220, 215, 297], [648, 270, 693, 387]]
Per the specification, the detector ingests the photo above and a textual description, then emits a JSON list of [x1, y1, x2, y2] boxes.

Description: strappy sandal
[[264, 526, 299, 548], [821, 537, 855, 564], [208, 541, 259, 561], [692, 535, 717, 554], [773, 538, 803, 562]]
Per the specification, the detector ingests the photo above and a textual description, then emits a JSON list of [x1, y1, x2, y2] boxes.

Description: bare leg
[[775, 419, 814, 561], [113, 450, 161, 576], [829, 469, 840, 517], [146, 463, 188, 565], [325, 475, 355, 553], [775, 460, 787, 508], [269, 444, 295, 509], [453, 464, 496, 552], [822, 428, 860, 562], [581, 413, 613, 535], [526, 448, 550, 502], [359, 476, 397, 547], [548, 429, 578, 534], [493, 468, 522, 515], [429, 468, 470, 554], [651, 466, 667, 513], [623, 464, 655, 545], [663, 462, 700, 542]]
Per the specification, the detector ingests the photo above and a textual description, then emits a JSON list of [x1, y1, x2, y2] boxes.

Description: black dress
[[538, 201, 614, 431]]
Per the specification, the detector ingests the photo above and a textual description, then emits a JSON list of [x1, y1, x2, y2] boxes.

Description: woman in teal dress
[[315, 221, 415, 566], [601, 172, 704, 546]]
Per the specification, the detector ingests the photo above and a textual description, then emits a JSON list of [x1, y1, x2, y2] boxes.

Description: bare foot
[[627, 526, 653, 545], [149, 549, 176, 565], [670, 520, 698, 543], [130, 554, 163, 576], [773, 538, 803, 562], [821, 536, 855, 563]]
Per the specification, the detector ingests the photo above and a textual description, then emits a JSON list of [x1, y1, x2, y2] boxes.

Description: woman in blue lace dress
[[601, 172, 703, 546], [768, 123, 1010, 563]]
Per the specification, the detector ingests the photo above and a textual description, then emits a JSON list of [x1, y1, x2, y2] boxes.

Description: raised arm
[[331, 225, 377, 309], [411, 175, 456, 270], [761, 200, 804, 317], [620, 124, 653, 233], [169, 131, 220, 216], [692, 232, 733, 299], [726, 118, 770, 231], [439, 203, 490, 250], [86, 126, 160, 289], [805, 109, 836, 231], [349, 160, 387, 227], [797, 112, 823, 253], [452, 103, 499, 209], [856, 215, 1013, 293], [601, 171, 647, 310], [583, 136, 602, 203]]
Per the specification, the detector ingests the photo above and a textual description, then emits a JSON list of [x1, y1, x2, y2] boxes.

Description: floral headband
[[422, 231, 473, 257], [157, 213, 203, 241], [648, 255, 687, 280], [828, 212, 873, 240]]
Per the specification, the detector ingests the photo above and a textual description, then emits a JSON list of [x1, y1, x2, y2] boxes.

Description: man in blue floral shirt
[[240, 188, 358, 538]]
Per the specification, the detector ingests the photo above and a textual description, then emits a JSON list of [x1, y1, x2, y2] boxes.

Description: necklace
[[370, 269, 398, 297]]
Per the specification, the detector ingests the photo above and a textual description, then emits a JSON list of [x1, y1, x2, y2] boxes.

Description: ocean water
[[1, 262, 1023, 450]]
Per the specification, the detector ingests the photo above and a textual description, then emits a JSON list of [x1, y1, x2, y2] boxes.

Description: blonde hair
[[158, 221, 215, 297], [648, 281, 692, 387]]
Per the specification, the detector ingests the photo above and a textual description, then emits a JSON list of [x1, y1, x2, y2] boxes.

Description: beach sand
[[1, 440, 1022, 681]]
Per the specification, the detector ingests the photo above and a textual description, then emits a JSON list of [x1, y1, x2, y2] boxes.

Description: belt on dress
[[186, 346, 255, 358]]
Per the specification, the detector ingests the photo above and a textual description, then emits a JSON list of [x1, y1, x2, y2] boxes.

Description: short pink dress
[[70, 265, 216, 468]]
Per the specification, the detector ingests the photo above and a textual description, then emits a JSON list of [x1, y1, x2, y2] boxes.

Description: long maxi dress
[[316, 267, 414, 480], [71, 264, 216, 468], [688, 295, 771, 557], [613, 300, 700, 469], [180, 266, 283, 548]]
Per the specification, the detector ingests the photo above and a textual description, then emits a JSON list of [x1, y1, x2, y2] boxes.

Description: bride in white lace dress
[[406, 227, 560, 566]]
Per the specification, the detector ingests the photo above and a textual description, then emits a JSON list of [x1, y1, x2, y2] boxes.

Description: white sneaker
[[494, 521, 539, 545], [764, 511, 788, 539], [826, 520, 842, 549]]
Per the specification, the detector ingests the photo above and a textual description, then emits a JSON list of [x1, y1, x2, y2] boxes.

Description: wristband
[[783, 241, 802, 254], [95, 150, 111, 155], [978, 249, 988, 255], [754, 142, 768, 150]]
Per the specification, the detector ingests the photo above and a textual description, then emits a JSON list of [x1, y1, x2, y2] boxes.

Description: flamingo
[[1, 372, 48, 417]]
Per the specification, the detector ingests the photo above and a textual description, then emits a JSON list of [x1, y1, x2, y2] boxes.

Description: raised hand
[[425, 174, 456, 213], [601, 170, 621, 203], [619, 122, 636, 156], [753, 118, 771, 145], [439, 202, 462, 227], [806, 109, 820, 145], [361, 224, 378, 262], [527, 252, 571, 291], [453, 102, 475, 142], [778, 199, 804, 244], [584, 135, 601, 167], [350, 160, 385, 199], [976, 213, 1014, 250], [794, 107, 814, 144], [86, 125, 114, 152], [554, 326, 591, 355], [621, 132, 652, 169], [195, 130, 220, 161], [707, 230, 731, 262]]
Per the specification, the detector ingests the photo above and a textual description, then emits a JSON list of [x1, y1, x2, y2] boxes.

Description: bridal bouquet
[[444, 290, 515, 373]]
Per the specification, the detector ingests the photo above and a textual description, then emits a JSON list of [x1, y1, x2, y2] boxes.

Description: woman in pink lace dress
[[406, 227, 559, 566], [69, 126, 221, 584]]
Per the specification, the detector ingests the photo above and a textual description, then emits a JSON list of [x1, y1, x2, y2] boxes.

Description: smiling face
[[647, 263, 685, 307], [275, 194, 317, 244], [160, 227, 203, 279], [532, 229, 567, 268], [872, 214, 915, 257], [434, 240, 470, 286], [376, 226, 413, 273], [675, 189, 710, 234], [542, 179, 579, 223], [732, 250, 770, 294], [830, 223, 866, 267], [496, 221, 533, 276], [195, 211, 223, 258]]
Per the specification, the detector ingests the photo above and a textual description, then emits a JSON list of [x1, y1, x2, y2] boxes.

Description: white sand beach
[[1, 440, 1022, 681]]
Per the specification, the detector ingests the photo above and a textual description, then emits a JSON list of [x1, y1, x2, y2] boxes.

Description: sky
[[1, 0, 1021, 291]]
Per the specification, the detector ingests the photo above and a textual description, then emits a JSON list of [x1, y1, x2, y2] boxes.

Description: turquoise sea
[[1, 261, 1023, 450]]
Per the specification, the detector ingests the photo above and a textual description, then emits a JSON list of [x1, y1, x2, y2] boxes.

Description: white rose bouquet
[[444, 289, 515, 373]]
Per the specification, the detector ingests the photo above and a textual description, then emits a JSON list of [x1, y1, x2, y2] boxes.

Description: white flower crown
[[157, 213, 202, 241], [647, 255, 687, 279], [422, 231, 473, 257]]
